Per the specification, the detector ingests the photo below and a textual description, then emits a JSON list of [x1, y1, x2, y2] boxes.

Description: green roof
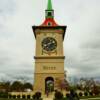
[[47, 0, 53, 10]]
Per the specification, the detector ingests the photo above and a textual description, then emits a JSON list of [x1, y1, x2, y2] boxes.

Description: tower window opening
[[48, 22, 52, 26], [48, 12, 52, 16]]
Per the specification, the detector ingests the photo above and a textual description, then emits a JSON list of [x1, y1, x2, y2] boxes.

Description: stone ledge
[[34, 56, 65, 59]]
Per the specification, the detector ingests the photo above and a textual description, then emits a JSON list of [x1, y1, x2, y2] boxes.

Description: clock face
[[42, 37, 57, 51]]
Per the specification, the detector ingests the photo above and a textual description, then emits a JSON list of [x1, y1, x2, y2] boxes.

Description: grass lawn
[[80, 95, 100, 99], [0, 97, 100, 100], [81, 98, 100, 100], [0, 99, 100, 100], [0, 98, 32, 100], [89, 99, 100, 100]]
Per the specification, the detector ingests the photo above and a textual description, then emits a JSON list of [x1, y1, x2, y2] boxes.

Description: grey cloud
[[0, 0, 100, 82], [0, 50, 12, 66], [63, 0, 100, 78], [81, 40, 100, 49], [0, 0, 17, 37], [0, 71, 33, 83], [0, 0, 16, 16]]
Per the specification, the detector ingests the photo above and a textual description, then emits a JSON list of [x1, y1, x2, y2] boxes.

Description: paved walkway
[[43, 94, 53, 100], [44, 98, 53, 100], [43, 95, 53, 100]]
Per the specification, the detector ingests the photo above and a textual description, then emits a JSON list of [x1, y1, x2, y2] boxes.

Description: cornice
[[34, 56, 65, 59]]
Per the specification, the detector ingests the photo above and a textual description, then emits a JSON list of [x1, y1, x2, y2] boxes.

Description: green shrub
[[79, 92, 83, 97], [54, 91, 63, 100], [17, 95, 20, 98], [70, 89, 76, 97], [35, 92, 41, 99], [27, 95, 31, 99], [32, 94, 36, 99], [0, 92, 8, 98], [22, 95, 26, 99], [33, 92, 42, 100], [8, 94, 12, 98], [66, 93, 70, 98], [84, 92, 88, 96], [12, 95, 16, 99], [89, 92, 93, 96]]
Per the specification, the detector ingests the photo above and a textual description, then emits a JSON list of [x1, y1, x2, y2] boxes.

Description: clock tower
[[32, 0, 67, 92]]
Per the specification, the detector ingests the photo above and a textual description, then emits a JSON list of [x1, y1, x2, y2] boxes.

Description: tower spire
[[47, 0, 53, 10], [45, 0, 54, 19]]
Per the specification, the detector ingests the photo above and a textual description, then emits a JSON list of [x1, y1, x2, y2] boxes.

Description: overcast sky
[[0, 0, 100, 83]]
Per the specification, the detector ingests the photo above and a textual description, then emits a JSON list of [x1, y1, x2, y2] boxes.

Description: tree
[[23, 82, 33, 91], [55, 70, 69, 91], [0, 81, 11, 92], [4, 82, 11, 92], [55, 78, 69, 91], [92, 85, 100, 95], [11, 81, 23, 92], [78, 78, 96, 92]]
